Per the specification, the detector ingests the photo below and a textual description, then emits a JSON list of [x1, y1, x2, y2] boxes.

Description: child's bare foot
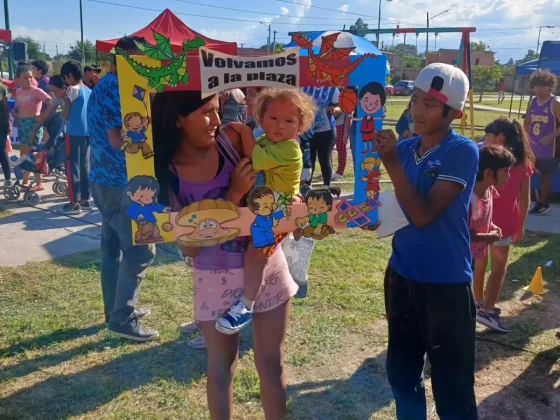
[[31, 184, 45, 192]]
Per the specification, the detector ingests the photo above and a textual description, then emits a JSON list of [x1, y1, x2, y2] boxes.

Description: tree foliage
[[258, 43, 286, 54], [470, 41, 491, 52], [516, 49, 539, 65], [349, 18, 369, 37], [68, 40, 96, 63], [472, 64, 503, 101]]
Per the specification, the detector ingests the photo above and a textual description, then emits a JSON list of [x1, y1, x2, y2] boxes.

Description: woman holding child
[[152, 90, 298, 419]]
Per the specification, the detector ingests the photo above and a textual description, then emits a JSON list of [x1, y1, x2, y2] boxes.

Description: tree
[[68, 40, 96, 63], [349, 18, 369, 37], [470, 41, 491, 52], [516, 49, 539, 65], [471, 64, 503, 101], [388, 43, 418, 56], [258, 43, 286, 54]]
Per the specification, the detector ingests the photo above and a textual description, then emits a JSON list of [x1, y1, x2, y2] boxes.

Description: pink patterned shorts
[[191, 250, 298, 322]]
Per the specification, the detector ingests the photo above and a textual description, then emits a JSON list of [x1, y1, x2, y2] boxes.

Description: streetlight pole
[[79, 0, 85, 64], [537, 26, 554, 55], [426, 9, 450, 65], [3, 0, 13, 79], [376, 0, 392, 47]]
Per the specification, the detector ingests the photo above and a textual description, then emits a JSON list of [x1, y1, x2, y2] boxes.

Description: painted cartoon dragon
[[113, 30, 205, 92], [292, 32, 376, 86]]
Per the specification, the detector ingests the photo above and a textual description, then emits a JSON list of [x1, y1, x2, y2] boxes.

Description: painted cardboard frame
[[115, 32, 387, 246]]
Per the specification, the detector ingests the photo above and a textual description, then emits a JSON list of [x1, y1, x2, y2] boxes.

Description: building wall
[[427, 50, 494, 66]]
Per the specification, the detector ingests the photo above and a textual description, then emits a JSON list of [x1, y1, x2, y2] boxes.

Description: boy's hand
[[374, 130, 399, 164], [295, 217, 305, 228], [273, 218, 280, 227], [313, 226, 322, 236], [486, 229, 502, 243], [163, 207, 171, 214], [284, 207, 291, 217]]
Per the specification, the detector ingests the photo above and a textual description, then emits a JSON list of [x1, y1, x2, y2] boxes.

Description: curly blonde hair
[[252, 88, 317, 133]]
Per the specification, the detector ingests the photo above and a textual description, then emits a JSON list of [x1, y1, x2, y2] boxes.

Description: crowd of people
[[1, 36, 560, 419]]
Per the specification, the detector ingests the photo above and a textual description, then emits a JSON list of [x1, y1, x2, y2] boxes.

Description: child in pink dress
[[478, 118, 535, 333], [470, 144, 515, 333]]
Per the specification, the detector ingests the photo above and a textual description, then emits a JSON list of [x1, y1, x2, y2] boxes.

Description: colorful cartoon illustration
[[122, 112, 153, 159], [123, 176, 171, 244], [247, 187, 290, 249], [361, 157, 381, 203], [335, 199, 380, 227], [292, 32, 376, 86], [358, 82, 386, 155], [114, 30, 206, 92], [173, 199, 241, 247], [294, 189, 335, 240]]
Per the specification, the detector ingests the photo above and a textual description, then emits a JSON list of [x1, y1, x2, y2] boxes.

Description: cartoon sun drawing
[[175, 199, 241, 247]]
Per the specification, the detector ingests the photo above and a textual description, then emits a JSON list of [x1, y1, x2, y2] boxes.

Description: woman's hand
[[226, 158, 255, 204]]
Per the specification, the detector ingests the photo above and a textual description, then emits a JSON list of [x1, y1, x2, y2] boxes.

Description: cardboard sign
[[199, 47, 300, 98]]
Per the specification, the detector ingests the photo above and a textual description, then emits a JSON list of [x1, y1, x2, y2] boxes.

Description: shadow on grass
[[0, 324, 105, 358], [0, 338, 209, 420], [478, 345, 560, 419], [287, 351, 393, 419]]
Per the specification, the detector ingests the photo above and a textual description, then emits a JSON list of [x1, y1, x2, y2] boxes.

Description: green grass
[[1, 230, 559, 419], [0, 205, 13, 218]]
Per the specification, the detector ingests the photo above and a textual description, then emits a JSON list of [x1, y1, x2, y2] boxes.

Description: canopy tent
[[284, 31, 389, 74], [516, 41, 560, 76], [96, 8, 237, 55], [0, 29, 12, 44]]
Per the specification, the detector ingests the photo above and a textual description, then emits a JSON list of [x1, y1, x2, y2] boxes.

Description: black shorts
[[535, 157, 560, 175]]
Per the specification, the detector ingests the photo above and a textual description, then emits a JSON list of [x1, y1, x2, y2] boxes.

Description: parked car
[[393, 80, 414, 96]]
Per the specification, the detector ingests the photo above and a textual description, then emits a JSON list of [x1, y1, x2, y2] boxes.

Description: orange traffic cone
[[523, 267, 548, 295]]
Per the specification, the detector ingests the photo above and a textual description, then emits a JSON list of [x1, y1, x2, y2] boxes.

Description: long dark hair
[[152, 91, 217, 204], [485, 117, 535, 166]]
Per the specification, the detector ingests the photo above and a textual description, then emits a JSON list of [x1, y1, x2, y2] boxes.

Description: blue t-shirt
[[389, 131, 479, 284], [251, 210, 285, 248], [87, 72, 127, 190], [126, 127, 147, 143], [126, 203, 165, 223], [67, 85, 91, 137]]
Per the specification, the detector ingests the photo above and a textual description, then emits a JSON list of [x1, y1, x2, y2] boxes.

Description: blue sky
[[4, 0, 559, 62]]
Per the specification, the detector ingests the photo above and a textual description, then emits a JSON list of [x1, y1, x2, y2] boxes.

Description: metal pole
[[79, 0, 85, 64], [4, 0, 13, 79], [536, 26, 542, 55], [377, 0, 382, 45], [426, 12, 429, 65], [272, 30, 276, 54], [267, 25, 271, 55]]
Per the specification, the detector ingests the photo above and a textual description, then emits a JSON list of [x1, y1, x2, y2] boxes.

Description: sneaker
[[4, 179, 12, 187], [105, 308, 151, 324], [80, 200, 92, 210], [108, 317, 159, 342], [529, 202, 551, 215], [300, 184, 312, 197], [332, 173, 343, 180], [62, 202, 82, 215], [216, 301, 253, 334], [476, 308, 509, 333]]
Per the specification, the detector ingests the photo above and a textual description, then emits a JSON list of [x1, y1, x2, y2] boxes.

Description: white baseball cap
[[414, 63, 469, 111]]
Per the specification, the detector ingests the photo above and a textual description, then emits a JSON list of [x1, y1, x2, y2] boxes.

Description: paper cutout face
[[295, 189, 335, 241], [176, 199, 240, 247]]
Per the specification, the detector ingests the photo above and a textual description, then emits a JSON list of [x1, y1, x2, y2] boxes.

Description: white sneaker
[[332, 173, 343, 180]]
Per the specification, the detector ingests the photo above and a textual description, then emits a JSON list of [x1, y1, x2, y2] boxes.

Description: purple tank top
[[175, 131, 248, 271], [528, 96, 557, 158]]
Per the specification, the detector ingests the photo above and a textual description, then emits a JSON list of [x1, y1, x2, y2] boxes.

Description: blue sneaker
[[216, 301, 253, 334]]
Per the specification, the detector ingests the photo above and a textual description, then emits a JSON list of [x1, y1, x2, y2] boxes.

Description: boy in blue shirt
[[374, 63, 479, 419]]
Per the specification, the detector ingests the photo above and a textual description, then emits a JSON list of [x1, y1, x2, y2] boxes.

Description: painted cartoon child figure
[[294, 189, 335, 240], [248, 187, 291, 249], [122, 112, 154, 159], [123, 176, 170, 244], [359, 82, 386, 155], [361, 157, 381, 203]]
